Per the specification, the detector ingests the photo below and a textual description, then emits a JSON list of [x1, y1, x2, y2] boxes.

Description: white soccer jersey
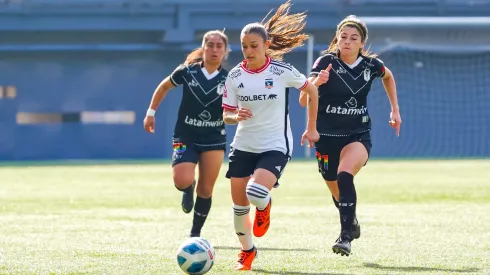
[[222, 57, 308, 156]]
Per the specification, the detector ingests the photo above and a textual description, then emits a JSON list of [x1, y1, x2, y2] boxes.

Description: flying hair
[[241, 0, 309, 61]]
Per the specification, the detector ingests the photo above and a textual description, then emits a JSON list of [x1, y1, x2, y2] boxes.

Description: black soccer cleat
[[181, 180, 196, 214], [332, 231, 352, 256], [351, 216, 361, 240], [189, 232, 200, 238]]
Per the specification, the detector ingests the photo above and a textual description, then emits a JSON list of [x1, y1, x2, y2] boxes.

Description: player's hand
[[235, 107, 253, 121], [314, 63, 332, 86], [144, 116, 155, 134], [301, 129, 320, 148], [389, 110, 402, 136]]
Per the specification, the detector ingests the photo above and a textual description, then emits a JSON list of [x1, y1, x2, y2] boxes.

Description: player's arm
[[143, 65, 184, 133], [286, 66, 319, 128], [300, 56, 331, 107], [222, 77, 239, 125], [379, 62, 402, 136], [147, 76, 176, 113], [381, 66, 399, 112], [301, 82, 319, 131], [147, 65, 185, 115]]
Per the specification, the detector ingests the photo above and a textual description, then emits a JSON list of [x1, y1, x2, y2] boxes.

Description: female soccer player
[[143, 30, 229, 238], [222, 1, 319, 270], [300, 15, 402, 256]]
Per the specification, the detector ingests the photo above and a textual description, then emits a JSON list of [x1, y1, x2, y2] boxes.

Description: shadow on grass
[[363, 262, 480, 273], [253, 269, 349, 275], [214, 246, 313, 252]]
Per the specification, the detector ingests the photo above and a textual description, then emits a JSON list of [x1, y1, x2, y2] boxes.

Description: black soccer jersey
[[169, 62, 228, 144], [310, 52, 385, 136]]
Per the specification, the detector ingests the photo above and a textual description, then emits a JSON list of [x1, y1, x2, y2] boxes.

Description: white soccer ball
[[176, 237, 215, 274]]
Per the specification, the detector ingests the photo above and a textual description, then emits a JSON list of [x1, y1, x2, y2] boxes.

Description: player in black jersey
[[143, 30, 229, 238], [300, 15, 402, 256]]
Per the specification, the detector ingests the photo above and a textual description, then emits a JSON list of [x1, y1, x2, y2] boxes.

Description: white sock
[[246, 180, 271, 210], [232, 204, 254, 251]]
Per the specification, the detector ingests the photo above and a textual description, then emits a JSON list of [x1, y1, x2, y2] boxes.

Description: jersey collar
[[240, 56, 271, 74], [200, 61, 222, 71]]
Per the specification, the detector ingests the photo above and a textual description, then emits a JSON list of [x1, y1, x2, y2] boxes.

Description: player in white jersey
[[221, 1, 320, 271]]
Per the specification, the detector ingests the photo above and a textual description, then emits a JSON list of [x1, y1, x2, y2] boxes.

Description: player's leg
[[188, 147, 225, 237], [332, 137, 370, 256], [248, 151, 289, 238], [172, 141, 199, 214], [226, 148, 258, 270], [315, 138, 344, 216], [326, 179, 360, 240]]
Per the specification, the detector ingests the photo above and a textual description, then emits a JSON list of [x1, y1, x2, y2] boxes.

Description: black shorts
[[314, 131, 372, 181], [225, 147, 290, 182], [172, 139, 226, 167]]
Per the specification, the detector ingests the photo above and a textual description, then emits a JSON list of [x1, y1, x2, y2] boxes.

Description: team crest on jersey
[[265, 78, 274, 89], [363, 68, 371, 81], [217, 83, 225, 95]]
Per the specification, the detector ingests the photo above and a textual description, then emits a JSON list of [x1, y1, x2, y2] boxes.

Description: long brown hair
[[184, 30, 229, 65], [241, 0, 309, 61], [322, 15, 377, 58]]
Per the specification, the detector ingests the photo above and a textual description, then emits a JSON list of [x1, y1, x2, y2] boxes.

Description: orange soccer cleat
[[234, 247, 258, 271], [253, 199, 271, 237]]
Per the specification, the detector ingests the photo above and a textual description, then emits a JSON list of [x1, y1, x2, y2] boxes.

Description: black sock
[[332, 195, 339, 209], [337, 171, 356, 239], [175, 180, 195, 192], [191, 196, 212, 236]]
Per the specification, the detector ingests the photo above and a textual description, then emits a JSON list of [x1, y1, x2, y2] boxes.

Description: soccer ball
[[176, 237, 215, 274]]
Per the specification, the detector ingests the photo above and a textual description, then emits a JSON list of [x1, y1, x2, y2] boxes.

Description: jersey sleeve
[[169, 64, 187, 86], [222, 75, 238, 111], [309, 55, 332, 77], [373, 57, 386, 78], [285, 66, 309, 90]]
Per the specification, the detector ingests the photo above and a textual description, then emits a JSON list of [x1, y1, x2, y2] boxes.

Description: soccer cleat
[[332, 231, 352, 256], [351, 216, 361, 240], [189, 232, 200, 238], [253, 199, 271, 237], [234, 247, 258, 270], [181, 180, 196, 214]]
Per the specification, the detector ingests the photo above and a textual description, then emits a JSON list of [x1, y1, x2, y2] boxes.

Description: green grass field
[[1, 159, 489, 275]]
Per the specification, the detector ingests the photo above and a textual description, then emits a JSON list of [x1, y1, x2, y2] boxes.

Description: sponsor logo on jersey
[[265, 78, 274, 89], [326, 97, 367, 115], [238, 94, 277, 102], [229, 70, 241, 79], [345, 97, 358, 108], [198, 110, 212, 121], [187, 79, 199, 87], [269, 65, 285, 76], [185, 110, 224, 127], [326, 105, 367, 115]]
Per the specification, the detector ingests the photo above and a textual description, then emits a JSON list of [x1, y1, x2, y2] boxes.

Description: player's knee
[[173, 173, 194, 190], [196, 182, 214, 198], [245, 179, 269, 205]]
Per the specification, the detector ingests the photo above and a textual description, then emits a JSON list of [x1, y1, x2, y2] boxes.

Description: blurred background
[[0, 0, 489, 162]]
